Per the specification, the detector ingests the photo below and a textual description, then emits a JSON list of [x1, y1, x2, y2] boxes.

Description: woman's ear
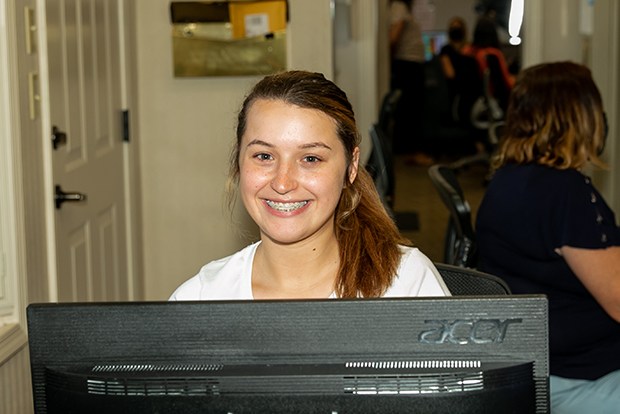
[[348, 147, 360, 184]]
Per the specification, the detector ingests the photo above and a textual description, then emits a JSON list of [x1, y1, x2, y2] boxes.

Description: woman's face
[[238, 99, 359, 245]]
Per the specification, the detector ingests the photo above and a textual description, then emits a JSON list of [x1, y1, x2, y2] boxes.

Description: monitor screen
[[27, 296, 549, 413], [422, 30, 448, 61]]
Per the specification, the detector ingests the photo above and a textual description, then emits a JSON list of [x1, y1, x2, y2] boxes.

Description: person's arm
[[559, 245, 620, 322], [389, 20, 405, 57], [440, 54, 455, 79]]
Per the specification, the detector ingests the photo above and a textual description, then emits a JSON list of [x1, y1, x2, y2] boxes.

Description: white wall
[[135, 0, 334, 300], [333, 0, 382, 164], [430, 0, 479, 34]]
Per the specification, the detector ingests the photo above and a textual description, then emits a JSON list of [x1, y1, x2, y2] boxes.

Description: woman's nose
[[270, 162, 298, 194]]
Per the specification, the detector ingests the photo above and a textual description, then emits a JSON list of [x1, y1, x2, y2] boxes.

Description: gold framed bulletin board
[[170, 0, 288, 77]]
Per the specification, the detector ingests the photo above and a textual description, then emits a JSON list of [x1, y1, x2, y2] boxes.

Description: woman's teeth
[[266, 200, 308, 212]]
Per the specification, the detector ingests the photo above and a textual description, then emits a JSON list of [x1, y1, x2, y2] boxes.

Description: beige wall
[[590, 0, 620, 215], [135, 0, 335, 300], [523, 0, 620, 215]]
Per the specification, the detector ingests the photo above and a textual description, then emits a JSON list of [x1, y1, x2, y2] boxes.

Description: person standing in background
[[389, 0, 433, 166]]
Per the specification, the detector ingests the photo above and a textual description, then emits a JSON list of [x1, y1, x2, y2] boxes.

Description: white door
[[46, 0, 129, 302]]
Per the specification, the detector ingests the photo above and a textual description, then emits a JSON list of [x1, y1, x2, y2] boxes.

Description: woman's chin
[[261, 232, 309, 246]]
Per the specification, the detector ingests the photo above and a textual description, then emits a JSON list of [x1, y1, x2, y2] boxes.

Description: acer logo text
[[418, 318, 523, 344]]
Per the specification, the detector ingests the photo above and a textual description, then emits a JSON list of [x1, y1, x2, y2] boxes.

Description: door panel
[[65, 224, 91, 301], [97, 206, 124, 301], [48, 0, 128, 302]]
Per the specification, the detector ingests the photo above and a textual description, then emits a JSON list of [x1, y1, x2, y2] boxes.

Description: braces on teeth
[[266, 200, 308, 212]]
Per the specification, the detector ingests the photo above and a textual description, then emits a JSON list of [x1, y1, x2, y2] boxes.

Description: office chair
[[468, 54, 510, 166], [428, 164, 477, 268], [366, 91, 419, 231], [434, 262, 511, 296], [448, 54, 484, 127], [470, 56, 505, 130], [378, 88, 402, 139], [366, 89, 422, 230], [367, 123, 395, 212], [448, 61, 506, 177], [485, 53, 511, 114], [367, 89, 402, 212]]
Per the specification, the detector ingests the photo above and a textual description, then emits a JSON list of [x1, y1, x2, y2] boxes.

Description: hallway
[[391, 155, 489, 263]]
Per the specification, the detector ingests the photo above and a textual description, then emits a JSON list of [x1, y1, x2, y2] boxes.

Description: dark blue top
[[476, 163, 620, 380]]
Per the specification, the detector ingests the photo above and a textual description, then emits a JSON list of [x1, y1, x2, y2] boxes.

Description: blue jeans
[[550, 371, 620, 414]]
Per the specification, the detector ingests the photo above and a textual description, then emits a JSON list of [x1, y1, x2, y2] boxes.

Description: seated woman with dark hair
[[439, 17, 480, 123], [476, 61, 620, 414]]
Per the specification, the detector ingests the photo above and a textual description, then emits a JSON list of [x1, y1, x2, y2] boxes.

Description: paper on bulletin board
[[228, 0, 287, 39]]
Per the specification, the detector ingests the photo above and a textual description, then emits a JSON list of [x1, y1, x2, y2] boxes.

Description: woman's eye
[[304, 155, 321, 163], [255, 153, 272, 161]]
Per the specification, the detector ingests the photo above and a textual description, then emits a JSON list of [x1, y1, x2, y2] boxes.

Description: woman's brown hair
[[229, 70, 410, 298], [492, 61, 607, 172]]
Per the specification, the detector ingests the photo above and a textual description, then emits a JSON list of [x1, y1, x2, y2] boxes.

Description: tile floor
[[391, 155, 490, 263]]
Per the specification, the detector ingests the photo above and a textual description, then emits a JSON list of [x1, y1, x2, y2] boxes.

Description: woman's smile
[[264, 199, 309, 213], [238, 99, 358, 245]]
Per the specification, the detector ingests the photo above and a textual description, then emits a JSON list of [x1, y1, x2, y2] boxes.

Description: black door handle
[[55, 185, 87, 209], [52, 126, 67, 150]]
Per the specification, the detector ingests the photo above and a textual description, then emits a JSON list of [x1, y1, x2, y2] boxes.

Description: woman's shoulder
[[169, 242, 259, 300], [497, 164, 585, 184], [383, 246, 450, 297], [397, 245, 441, 276], [398, 244, 429, 260]]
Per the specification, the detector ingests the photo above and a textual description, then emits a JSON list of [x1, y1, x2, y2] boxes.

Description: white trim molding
[[0, 0, 30, 362]]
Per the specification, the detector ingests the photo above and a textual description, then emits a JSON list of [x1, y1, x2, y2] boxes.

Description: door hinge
[[122, 109, 130, 142]]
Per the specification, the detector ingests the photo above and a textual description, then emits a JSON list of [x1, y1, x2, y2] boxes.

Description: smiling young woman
[[170, 70, 449, 301]]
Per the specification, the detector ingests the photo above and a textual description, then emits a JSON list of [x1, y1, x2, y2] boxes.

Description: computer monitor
[[27, 296, 549, 413], [422, 30, 448, 61]]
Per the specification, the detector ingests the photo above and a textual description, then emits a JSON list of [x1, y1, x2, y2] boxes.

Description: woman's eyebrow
[[245, 139, 273, 148], [246, 139, 332, 151], [300, 142, 332, 150]]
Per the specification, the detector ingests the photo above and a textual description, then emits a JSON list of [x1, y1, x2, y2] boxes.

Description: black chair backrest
[[451, 54, 484, 125], [378, 89, 402, 138], [485, 53, 510, 113], [470, 55, 505, 132], [367, 123, 395, 211], [435, 262, 511, 296], [481, 67, 504, 122], [428, 164, 477, 267]]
